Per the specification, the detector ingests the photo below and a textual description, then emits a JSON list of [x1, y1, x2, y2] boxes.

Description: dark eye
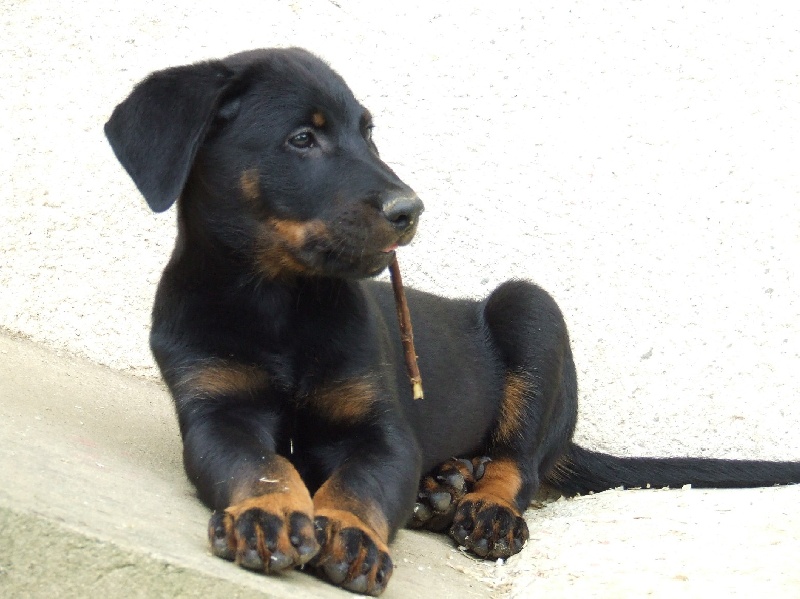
[[288, 131, 315, 149], [364, 125, 375, 141]]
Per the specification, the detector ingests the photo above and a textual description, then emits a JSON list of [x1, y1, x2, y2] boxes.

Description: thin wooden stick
[[388, 255, 423, 400]]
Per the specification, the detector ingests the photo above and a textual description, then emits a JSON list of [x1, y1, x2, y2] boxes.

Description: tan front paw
[[311, 508, 392, 596], [208, 494, 319, 573]]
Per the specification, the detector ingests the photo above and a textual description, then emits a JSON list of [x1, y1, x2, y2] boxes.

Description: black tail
[[545, 443, 800, 496]]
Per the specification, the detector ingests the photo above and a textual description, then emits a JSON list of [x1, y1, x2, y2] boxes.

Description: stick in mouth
[[388, 254, 424, 400]]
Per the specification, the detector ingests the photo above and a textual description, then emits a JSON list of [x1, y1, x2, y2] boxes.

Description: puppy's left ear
[[104, 60, 239, 212]]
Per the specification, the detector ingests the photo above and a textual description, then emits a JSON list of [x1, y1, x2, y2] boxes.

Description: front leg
[[307, 418, 421, 595], [172, 361, 319, 572]]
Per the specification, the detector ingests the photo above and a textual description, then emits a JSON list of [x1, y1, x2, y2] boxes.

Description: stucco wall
[[2, 0, 799, 460]]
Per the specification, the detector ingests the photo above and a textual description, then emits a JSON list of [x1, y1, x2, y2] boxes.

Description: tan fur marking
[[240, 168, 260, 202], [305, 378, 376, 423], [314, 478, 390, 543], [229, 454, 314, 509], [255, 218, 328, 279], [472, 457, 523, 508], [271, 218, 311, 246], [493, 372, 527, 444], [312, 111, 326, 127], [545, 454, 576, 486], [177, 361, 269, 399], [216, 457, 317, 572]]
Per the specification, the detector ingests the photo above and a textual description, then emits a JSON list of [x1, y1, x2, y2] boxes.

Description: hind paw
[[409, 457, 491, 531], [450, 493, 529, 559]]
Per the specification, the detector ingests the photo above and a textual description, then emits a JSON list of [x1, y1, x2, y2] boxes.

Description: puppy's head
[[105, 48, 423, 279]]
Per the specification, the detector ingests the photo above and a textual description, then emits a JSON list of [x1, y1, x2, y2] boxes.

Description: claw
[[413, 457, 483, 531], [472, 457, 491, 481], [428, 491, 452, 512], [413, 502, 432, 522], [439, 471, 466, 490], [455, 458, 475, 476], [208, 511, 235, 560], [239, 545, 265, 571]]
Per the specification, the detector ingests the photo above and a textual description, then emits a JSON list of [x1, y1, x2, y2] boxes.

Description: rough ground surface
[[0, 334, 495, 598], [2, 333, 798, 597], [2, 1, 799, 597]]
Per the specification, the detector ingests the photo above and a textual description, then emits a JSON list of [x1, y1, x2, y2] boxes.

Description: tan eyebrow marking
[[240, 168, 260, 202]]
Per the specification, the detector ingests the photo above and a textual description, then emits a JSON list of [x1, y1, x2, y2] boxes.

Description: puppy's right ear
[[104, 61, 237, 212]]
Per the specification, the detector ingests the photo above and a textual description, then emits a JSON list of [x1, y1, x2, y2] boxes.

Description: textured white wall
[[2, 1, 799, 459]]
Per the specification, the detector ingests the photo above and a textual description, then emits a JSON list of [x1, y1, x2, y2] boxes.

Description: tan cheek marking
[[493, 372, 527, 445], [240, 168, 260, 202], [305, 378, 376, 423], [312, 111, 326, 128], [176, 361, 269, 400], [254, 218, 329, 279], [271, 218, 311, 246]]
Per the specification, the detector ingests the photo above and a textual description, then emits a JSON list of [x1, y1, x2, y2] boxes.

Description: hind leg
[[424, 280, 578, 558]]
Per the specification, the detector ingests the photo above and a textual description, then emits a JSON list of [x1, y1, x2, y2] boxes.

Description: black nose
[[381, 192, 424, 232]]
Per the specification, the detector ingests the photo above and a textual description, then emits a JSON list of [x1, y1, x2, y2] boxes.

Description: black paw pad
[[450, 496, 529, 560]]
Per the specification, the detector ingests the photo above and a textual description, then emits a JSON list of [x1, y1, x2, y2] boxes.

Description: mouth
[[318, 245, 397, 278], [313, 231, 417, 278], [380, 224, 418, 255], [255, 216, 418, 280]]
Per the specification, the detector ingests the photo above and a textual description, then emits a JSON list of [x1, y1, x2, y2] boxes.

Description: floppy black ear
[[104, 60, 237, 212]]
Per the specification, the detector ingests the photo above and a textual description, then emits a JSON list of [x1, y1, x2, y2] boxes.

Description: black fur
[[105, 48, 800, 595]]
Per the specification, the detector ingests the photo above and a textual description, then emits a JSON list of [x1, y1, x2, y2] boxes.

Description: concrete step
[[0, 334, 493, 598], [3, 333, 799, 598]]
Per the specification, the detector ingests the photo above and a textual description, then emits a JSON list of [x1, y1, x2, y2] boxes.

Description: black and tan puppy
[[105, 48, 800, 595]]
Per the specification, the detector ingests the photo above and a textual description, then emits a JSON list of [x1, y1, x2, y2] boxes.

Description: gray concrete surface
[[2, 1, 800, 597], [3, 333, 799, 597], [0, 333, 495, 598]]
